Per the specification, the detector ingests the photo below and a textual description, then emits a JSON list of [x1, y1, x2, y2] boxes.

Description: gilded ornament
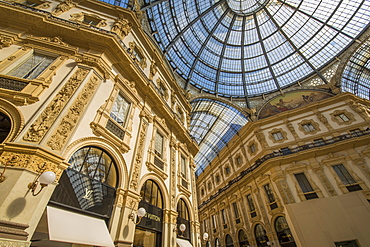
[[47, 75, 99, 150], [23, 68, 89, 143]]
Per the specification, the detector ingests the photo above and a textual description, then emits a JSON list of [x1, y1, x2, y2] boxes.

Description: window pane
[[246, 194, 256, 211], [154, 132, 163, 156], [110, 93, 130, 126], [8, 52, 54, 79], [294, 173, 314, 193], [332, 164, 356, 185], [264, 183, 275, 203], [232, 202, 239, 218]]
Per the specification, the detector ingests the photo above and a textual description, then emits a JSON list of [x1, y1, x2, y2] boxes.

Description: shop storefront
[[133, 180, 163, 247], [31, 146, 117, 247]]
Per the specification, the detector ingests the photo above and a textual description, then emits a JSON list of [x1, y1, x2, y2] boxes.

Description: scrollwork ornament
[[23, 68, 89, 143], [47, 76, 99, 150]]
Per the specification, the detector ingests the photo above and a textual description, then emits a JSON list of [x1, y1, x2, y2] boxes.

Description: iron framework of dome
[[142, 0, 369, 101]]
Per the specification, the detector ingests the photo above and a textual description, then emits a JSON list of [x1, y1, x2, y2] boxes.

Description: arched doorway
[[275, 216, 297, 247], [134, 179, 163, 247], [255, 224, 269, 247], [225, 234, 234, 247], [176, 199, 191, 241], [0, 112, 11, 143], [238, 229, 250, 247]]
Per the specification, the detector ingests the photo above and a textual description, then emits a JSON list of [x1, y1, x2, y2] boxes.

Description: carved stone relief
[[354, 156, 370, 179], [0, 35, 13, 49], [47, 74, 100, 150], [312, 164, 337, 196], [170, 146, 176, 208], [129, 119, 149, 190], [0, 153, 65, 179], [275, 179, 295, 204], [51, 0, 76, 16], [149, 60, 157, 81], [111, 15, 132, 39], [23, 68, 89, 143], [348, 100, 370, 120]]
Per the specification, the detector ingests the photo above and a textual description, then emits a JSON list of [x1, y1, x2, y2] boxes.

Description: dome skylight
[[226, 0, 270, 15], [144, 0, 369, 100]]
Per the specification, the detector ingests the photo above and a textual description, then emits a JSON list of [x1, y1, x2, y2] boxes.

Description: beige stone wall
[[285, 192, 370, 247]]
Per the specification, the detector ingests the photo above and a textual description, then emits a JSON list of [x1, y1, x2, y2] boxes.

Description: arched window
[[255, 224, 269, 247], [275, 216, 297, 247], [140, 179, 163, 208], [50, 146, 118, 219], [225, 234, 234, 247], [176, 199, 191, 240], [0, 112, 11, 143], [134, 180, 164, 247], [238, 229, 249, 247], [215, 238, 221, 247]]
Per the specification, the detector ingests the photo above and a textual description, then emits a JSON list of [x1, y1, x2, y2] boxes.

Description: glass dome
[[144, 0, 369, 99]]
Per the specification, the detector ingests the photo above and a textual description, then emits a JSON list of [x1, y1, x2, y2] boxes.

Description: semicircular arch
[[63, 136, 129, 189], [0, 98, 24, 143]]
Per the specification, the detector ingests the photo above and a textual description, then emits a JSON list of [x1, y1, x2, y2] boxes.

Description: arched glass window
[[275, 216, 297, 247], [50, 146, 118, 219], [215, 238, 221, 247], [255, 224, 269, 247], [134, 180, 164, 247], [0, 112, 11, 143], [238, 229, 249, 247], [225, 234, 234, 247], [176, 199, 190, 240], [140, 179, 163, 208]]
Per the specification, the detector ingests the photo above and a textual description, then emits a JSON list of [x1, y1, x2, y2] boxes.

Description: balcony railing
[[0, 75, 28, 91], [198, 128, 370, 209]]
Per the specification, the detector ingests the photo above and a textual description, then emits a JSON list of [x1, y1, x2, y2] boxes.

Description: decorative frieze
[[51, 0, 77, 16], [129, 119, 149, 190], [275, 179, 295, 204], [23, 68, 89, 143], [47, 73, 99, 150], [0, 152, 66, 179], [0, 238, 29, 247]]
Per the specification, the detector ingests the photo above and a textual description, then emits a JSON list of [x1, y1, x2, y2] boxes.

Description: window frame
[[110, 92, 131, 127]]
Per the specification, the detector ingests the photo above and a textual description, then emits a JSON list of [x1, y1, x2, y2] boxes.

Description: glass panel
[[133, 228, 157, 247], [294, 173, 314, 193], [110, 93, 130, 126], [246, 194, 256, 211], [275, 216, 289, 232], [232, 202, 239, 218], [181, 156, 187, 178], [50, 146, 117, 218], [154, 132, 163, 157], [8, 52, 55, 79], [264, 184, 276, 203], [332, 164, 356, 185]]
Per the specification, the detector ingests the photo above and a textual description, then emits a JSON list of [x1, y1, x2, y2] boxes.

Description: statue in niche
[[52, 0, 76, 16], [149, 60, 157, 80], [112, 15, 132, 38]]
